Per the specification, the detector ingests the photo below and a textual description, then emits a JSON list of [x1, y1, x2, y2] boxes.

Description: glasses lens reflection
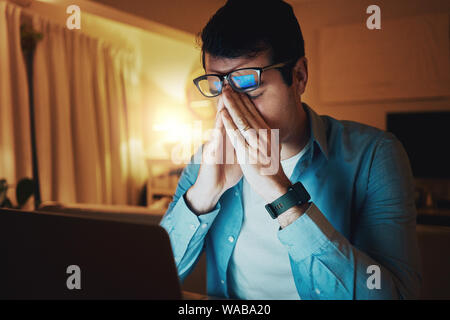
[[197, 76, 222, 97], [230, 69, 259, 90], [196, 69, 260, 97]]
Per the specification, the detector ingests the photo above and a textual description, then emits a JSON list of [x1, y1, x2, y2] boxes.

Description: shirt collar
[[302, 102, 329, 160]]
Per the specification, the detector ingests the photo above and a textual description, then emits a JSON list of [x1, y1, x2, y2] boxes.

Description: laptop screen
[[0, 209, 181, 299]]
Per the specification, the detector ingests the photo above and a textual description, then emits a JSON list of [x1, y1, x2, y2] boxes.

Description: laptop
[[0, 208, 181, 299]]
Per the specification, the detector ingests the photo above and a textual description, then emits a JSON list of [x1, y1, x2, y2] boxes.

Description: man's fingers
[[217, 95, 225, 113], [221, 108, 256, 164], [222, 87, 253, 132], [240, 93, 270, 129], [220, 108, 242, 144], [214, 97, 225, 128]]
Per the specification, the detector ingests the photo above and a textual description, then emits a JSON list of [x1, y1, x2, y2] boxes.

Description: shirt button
[[221, 280, 225, 284], [190, 224, 196, 230], [228, 236, 234, 243], [201, 223, 208, 229], [234, 191, 239, 197], [315, 288, 321, 295]]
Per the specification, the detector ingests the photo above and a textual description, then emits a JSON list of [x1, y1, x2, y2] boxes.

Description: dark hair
[[199, 0, 305, 86]]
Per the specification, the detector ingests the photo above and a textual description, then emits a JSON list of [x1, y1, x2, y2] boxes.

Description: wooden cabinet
[[318, 13, 450, 103], [146, 159, 184, 206], [417, 208, 450, 226]]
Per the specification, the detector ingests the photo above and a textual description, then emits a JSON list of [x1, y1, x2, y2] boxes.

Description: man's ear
[[292, 57, 308, 95]]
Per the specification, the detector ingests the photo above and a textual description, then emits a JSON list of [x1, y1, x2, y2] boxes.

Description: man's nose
[[222, 79, 230, 90], [221, 80, 234, 94]]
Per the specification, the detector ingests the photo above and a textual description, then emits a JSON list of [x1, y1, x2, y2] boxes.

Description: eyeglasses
[[193, 60, 293, 98]]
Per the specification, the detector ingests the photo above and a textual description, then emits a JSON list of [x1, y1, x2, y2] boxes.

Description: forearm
[[277, 202, 311, 229], [160, 193, 220, 281], [294, 231, 403, 299], [185, 183, 224, 215], [278, 203, 421, 299]]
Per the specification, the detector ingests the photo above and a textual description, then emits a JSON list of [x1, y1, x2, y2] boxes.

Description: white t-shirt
[[227, 141, 311, 300]]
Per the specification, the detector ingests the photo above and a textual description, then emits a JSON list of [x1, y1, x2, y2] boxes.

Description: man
[[160, 0, 421, 299]]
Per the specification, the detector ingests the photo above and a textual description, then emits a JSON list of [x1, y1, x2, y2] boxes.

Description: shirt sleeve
[[159, 153, 221, 282], [277, 134, 422, 299]]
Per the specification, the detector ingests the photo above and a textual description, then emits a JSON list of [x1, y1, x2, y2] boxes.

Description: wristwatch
[[265, 181, 310, 219]]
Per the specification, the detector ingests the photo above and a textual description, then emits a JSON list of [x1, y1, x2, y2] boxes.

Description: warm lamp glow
[[152, 121, 192, 144]]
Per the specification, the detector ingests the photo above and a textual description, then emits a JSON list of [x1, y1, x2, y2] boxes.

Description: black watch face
[[292, 182, 310, 202], [269, 210, 278, 219], [265, 204, 278, 219]]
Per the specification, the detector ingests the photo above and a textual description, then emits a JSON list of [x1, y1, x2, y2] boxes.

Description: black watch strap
[[265, 182, 310, 219]]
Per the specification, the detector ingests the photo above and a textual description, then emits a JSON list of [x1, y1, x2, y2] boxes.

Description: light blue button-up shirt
[[160, 103, 421, 299]]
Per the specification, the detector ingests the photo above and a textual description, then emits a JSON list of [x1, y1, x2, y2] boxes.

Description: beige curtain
[[0, 2, 32, 200], [31, 14, 146, 205], [0, 1, 147, 206]]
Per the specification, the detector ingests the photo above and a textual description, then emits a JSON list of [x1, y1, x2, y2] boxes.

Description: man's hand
[[219, 86, 292, 203], [185, 97, 243, 215], [219, 86, 310, 227]]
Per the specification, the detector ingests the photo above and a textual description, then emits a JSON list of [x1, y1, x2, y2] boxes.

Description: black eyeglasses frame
[[192, 60, 294, 98]]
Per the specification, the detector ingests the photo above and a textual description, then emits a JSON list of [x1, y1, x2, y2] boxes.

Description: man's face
[[204, 51, 304, 142]]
